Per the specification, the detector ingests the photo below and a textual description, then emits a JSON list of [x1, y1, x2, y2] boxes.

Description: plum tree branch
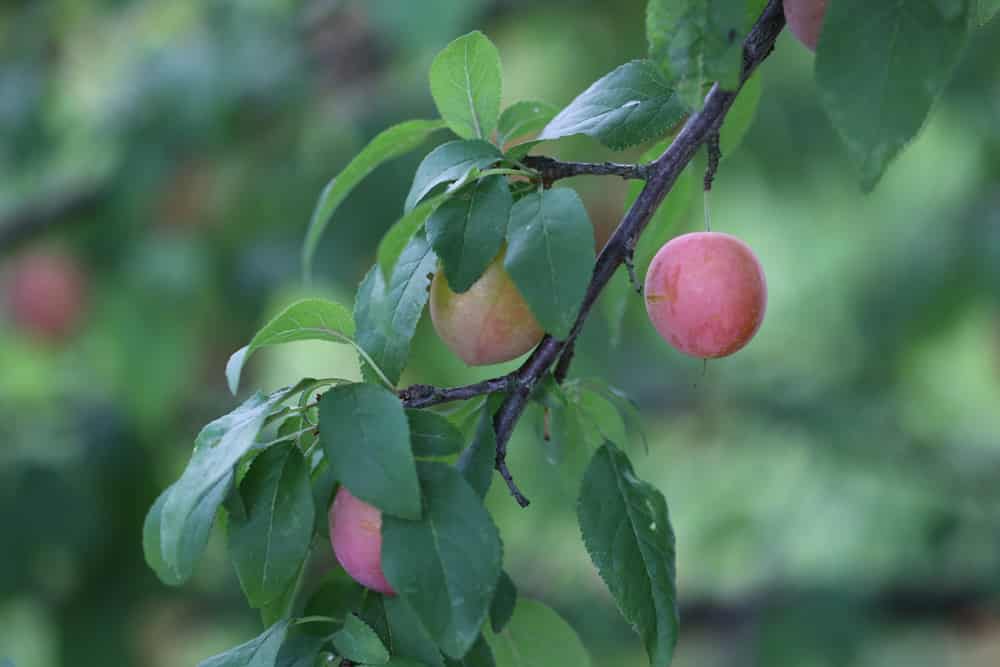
[[399, 375, 514, 408], [521, 155, 651, 184], [489, 0, 787, 507]]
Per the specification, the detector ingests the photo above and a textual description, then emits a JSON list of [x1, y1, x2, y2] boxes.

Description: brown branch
[[521, 155, 650, 185], [399, 375, 514, 408], [488, 0, 787, 507]]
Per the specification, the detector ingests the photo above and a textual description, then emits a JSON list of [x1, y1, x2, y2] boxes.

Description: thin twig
[[522, 155, 650, 186], [399, 375, 514, 408]]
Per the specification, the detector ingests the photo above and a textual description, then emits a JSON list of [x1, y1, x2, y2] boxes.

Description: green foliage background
[[2, 0, 1000, 665]]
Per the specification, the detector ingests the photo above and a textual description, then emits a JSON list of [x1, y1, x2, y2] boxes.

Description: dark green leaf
[[381, 464, 502, 659], [359, 592, 392, 651], [331, 614, 390, 664], [303, 566, 366, 633], [378, 196, 444, 280], [647, 0, 746, 107], [485, 599, 590, 667], [319, 383, 421, 519], [489, 571, 517, 633], [430, 31, 502, 141], [427, 175, 512, 293], [444, 635, 495, 667], [405, 140, 502, 212], [258, 555, 308, 627], [497, 101, 558, 147], [538, 61, 688, 150], [355, 233, 439, 386], [456, 405, 495, 498], [407, 410, 465, 458], [303, 120, 447, 280], [384, 595, 446, 667], [229, 444, 315, 609], [311, 457, 338, 539], [197, 620, 289, 667], [226, 299, 356, 395], [275, 632, 330, 667], [149, 390, 291, 584], [578, 443, 678, 667], [504, 189, 595, 339], [816, 0, 970, 190]]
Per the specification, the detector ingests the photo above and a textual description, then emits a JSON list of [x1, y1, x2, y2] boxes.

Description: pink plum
[[328, 487, 395, 595], [644, 232, 766, 359], [783, 0, 827, 51], [4, 248, 89, 343], [429, 251, 543, 366]]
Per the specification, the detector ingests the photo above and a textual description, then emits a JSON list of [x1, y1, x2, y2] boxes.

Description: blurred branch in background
[[0, 180, 109, 255]]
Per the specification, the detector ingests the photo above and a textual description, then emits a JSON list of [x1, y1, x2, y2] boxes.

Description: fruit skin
[[3, 248, 89, 343], [783, 0, 827, 51], [429, 251, 544, 366], [644, 232, 766, 359], [328, 487, 395, 595]]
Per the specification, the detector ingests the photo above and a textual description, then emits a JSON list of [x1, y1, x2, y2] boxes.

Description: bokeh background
[[2, 1, 1000, 665]]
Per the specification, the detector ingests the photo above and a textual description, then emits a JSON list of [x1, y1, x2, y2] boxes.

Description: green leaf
[[355, 231, 438, 386], [444, 636, 495, 667], [427, 175, 512, 293], [405, 140, 503, 212], [407, 410, 465, 458], [275, 633, 330, 667], [377, 196, 444, 281], [538, 61, 688, 150], [489, 571, 517, 633], [149, 389, 292, 585], [303, 567, 366, 631], [331, 614, 390, 665], [258, 555, 308, 627], [143, 488, 184, 586], [430, 31, 503, 141], [381, 463, 503, 659], [197, 620, 289, 667], [719, 71, 761, 158], [319, 383, 421, 519], [228, 444, 315, 609], [578, 443, 678, 667], [303, 119, 447, 281], [504, 189, 595, 339], [485, 599, 590, 667], [384, 595, 446, 667], [497, 101, 558, 147], [226, 299, 356, 395], [816, 0, 970, 190], [647, 0, 747, 107], [455, 405, 495, 498], [311, 457, 338, 539]]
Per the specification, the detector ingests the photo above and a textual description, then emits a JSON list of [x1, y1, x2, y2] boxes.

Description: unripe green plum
[[644, 232, 766, 359], [783, 0, 827, 51], [3, 248, 89, 343], [328, 487, 395, 595], [429, 251, 543, 366]]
